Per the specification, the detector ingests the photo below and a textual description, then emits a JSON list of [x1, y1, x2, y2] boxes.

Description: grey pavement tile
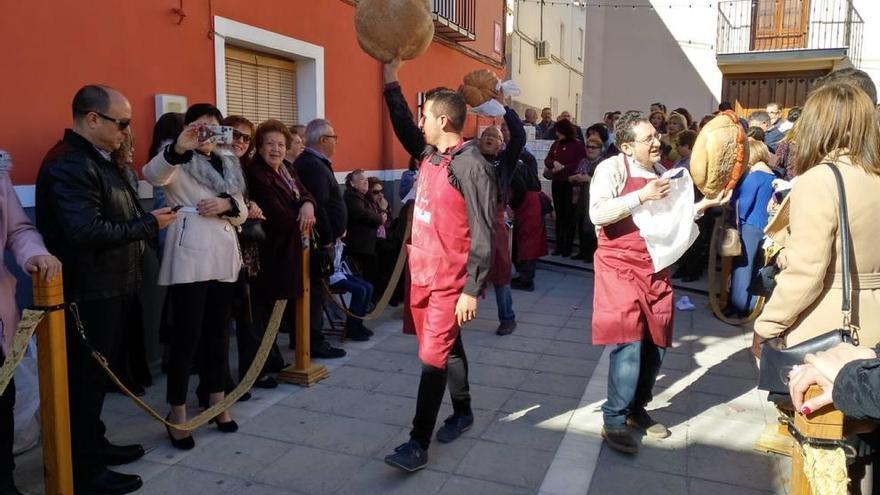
[[491, 335, 553, 354], [441, 383, 515, 411], [338, 460, 449, 495], [587, 462, 688, 495], [516, 312, 570, 326], [301, 415, 403, 457], [704, 358, 759, 380], [180, 433, 293, 478], [597, 423, 689, 477], [238, 406, 331, 444], [468, 347, 541, 370], [519, 371, 589, 399], [137, 465, 246, 495], [688, 479, 775, 495], [468, 363, 532, 389], [481, 416, 566, 452], [278, 384, 370, 414], [254, 445, 366, 494], [234, 482, 306, 495], [555, 327, 591, 343], [687, 390, 769, 424], [686, 373, 757, 399], [436, 405, 498, 440], [688, 443, 781, 491], [374, 372, 422, 398], [543, 341, 604, 360], [510, 322, 562, 340], [372, 334, 419, 355], [659, 351, 700, 372], [463, 318, 499, 333], [532, 355, 598, 377], [455, 440, 554, 488], [500, 390, 580, 424], [346, 349, 422, 375], [347, 391, 418, 427], [321, 366, 389, 391], [437, 476, 535, 495]]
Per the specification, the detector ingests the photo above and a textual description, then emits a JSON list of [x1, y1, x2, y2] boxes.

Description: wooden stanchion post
[[790, 385, 845, 494], [278, 231, 329, 386], [33, 274, 74, 494]]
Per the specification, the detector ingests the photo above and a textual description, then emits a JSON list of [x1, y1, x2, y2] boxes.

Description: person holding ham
[[589, 112, 730, 455]]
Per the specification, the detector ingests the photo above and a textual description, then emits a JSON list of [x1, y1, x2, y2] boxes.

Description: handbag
[[718, 206, 742, 257], [758, 163, 856, 400], [238, 218, 266, 243], [539, 191, 554, 216]]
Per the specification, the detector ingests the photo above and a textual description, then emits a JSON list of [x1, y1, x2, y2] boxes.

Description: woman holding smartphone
[[144, 103, 248, 449]]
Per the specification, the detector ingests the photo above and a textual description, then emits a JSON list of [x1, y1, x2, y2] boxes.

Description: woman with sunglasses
[[569, 136, 604, 262], [144, 103, 248, 449]]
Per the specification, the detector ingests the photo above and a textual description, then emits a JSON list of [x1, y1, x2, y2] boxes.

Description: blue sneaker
[[384, 440, 428, 472], [436, 413, 474, 443]]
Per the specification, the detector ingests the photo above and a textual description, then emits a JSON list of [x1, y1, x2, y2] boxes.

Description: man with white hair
[[292, 118, 347, 359]]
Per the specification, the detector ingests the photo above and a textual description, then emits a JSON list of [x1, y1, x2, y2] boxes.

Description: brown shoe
[[626, 411, 670, 439], [601, 426, 639, 454]]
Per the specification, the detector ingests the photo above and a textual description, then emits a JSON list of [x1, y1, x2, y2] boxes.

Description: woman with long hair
[[544, 119, 587, 257], [569, 136, 604, 262], [662, 112, 688, 163]]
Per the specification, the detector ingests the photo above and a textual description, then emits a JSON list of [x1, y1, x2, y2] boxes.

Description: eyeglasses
[[586, 145, 601, 150], [322, 134, 339, 143], [633, 133, 660, 145], [232, 129, 251, 143], [372, 189, 384, 195], [92, 111, 131, 130]]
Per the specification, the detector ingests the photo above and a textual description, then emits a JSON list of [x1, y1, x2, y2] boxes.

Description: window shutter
[[225, 46, 297, 126]]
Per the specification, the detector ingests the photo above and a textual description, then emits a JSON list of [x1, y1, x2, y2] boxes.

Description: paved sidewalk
[[14, 267, 790, 494]]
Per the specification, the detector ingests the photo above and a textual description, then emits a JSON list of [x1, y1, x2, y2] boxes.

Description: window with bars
[[225, 46, 298, 126]]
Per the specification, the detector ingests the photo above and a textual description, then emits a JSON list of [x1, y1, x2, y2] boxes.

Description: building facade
[[581, 0, 879, 123], [506, 0, 586, 123], [1, 0, 506, 197]]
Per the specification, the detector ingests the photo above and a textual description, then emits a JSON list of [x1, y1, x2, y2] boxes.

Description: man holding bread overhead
[[589, 112, 732, 455], [381, 58, 497, 472]]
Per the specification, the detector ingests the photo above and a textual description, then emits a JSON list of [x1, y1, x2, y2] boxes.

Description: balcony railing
[[717, 0, 863, 66], [432, 0, 476, 42]]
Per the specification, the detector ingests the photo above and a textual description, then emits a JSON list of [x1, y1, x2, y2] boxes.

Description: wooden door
[[751, 0, 811, 51], [721, 70, 826, 119]]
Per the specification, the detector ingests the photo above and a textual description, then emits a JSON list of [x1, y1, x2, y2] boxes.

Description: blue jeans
[[330, 276, 373, 331], [729, 223, 764, 316], [602, 339, 666, 427], [494, 284, 515, 322]]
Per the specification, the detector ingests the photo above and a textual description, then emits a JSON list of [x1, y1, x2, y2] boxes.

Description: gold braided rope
[[87, 299, 288, 431], [0, 309, 46, 395], [322, 216, 411, 321], [707, 215, 766, 325], [802, 443, 848, 494]]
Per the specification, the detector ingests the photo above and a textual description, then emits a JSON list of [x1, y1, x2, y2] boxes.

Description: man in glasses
[[35, 84, 177, 495]]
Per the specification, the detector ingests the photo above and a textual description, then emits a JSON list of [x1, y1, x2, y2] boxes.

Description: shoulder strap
[[825, 163, 854, 328]]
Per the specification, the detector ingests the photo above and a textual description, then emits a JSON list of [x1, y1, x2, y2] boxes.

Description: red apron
[[488, 205, 512, 286], [591, 156, 673, 347], [513, 191, 548, 261], [407, 143, 471, 369]]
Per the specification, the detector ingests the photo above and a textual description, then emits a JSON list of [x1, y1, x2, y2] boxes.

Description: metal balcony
[[432, 0, 476, 42], [716, 0, 863, 66]]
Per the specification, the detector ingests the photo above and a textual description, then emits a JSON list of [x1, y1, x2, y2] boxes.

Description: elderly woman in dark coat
[[245, 120, 316, 369], [343, 169, 386, 287]]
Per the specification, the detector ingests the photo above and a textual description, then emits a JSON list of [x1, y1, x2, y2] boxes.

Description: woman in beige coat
[[144, 104, 247, 449], [755, 82, 880, 349]]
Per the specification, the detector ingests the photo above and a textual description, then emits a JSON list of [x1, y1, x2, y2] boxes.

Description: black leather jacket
[[36, 130, 158, 301]]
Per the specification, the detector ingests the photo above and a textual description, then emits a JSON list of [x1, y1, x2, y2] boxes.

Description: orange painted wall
[[0, 0, 505, 185]]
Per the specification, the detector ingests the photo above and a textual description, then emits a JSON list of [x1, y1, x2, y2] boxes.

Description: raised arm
[[383, 59, 429, 159]]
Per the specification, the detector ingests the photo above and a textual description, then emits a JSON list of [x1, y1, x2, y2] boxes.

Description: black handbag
[[238, 218, 266, 243], [748, 254, 780, 298], [758, 164, 857, 399]]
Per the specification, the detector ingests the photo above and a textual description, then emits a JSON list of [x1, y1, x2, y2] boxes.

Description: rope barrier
[[71, 299, 289, 431], [0, 309, 46, 395], [707, 215, 765, 325]]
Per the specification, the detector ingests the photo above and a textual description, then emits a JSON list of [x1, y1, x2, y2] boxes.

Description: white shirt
[[588, 154, 664, 228]]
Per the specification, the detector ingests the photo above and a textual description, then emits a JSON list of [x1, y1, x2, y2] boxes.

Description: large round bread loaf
[[690, 111, 748, 197], [354, 0, 435, 63], [458, 70, 500, 107]]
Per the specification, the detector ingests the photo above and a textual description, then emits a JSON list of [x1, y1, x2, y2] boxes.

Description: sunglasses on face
[[586, 145, 601, 150], [232, 129, 252, 143], [93, 111, 131, 130], [372, 189, 384, 195]]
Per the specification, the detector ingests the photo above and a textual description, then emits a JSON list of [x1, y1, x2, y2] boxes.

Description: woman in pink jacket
[[0, 150, 60, 494]]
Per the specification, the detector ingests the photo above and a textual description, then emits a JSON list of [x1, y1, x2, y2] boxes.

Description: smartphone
[[171, 205, 184, 212], [198, 125, 234, 145]]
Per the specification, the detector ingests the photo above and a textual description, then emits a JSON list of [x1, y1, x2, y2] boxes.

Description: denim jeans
[[330, 275, 373, 331], [494, 284, 515, 322], [602, 339, 667, 427], [729, 223, 765, 316]]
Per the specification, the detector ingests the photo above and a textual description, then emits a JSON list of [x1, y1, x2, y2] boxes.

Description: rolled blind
[[225, 46, 298, 126]]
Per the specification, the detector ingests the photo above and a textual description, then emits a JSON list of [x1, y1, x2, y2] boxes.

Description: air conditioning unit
[[535, 40, 552, 65]]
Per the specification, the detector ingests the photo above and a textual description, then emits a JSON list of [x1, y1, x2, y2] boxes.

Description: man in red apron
[[382, 59, 497, 472], [589, 113, 729, 455]]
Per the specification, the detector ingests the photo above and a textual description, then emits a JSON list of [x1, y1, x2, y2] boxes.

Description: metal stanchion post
[[33, 274, 74, 494], [279, 229, 329, 386]]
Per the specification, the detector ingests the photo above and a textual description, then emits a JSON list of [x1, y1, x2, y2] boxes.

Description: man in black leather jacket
[[35, 85, 176, 495]]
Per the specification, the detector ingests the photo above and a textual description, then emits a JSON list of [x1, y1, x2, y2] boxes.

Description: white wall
[[853, 0, 880, 98], [581, 2, 721, 124], [508, 0, 586, 121]]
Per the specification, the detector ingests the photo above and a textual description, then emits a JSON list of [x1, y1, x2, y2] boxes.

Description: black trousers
[[308, 265, 328, 349], [517, 260, 537, 284], [0, 352, 14, 478], [166, 281, 233, 406], [410, 333, 471, 450], [574, 193, 597, 261], [552, 181, 575, 256], [66, 294, 135, 482]]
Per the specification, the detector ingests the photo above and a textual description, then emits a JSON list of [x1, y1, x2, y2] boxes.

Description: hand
[[298, 202, 316, 233], [789, 343, 878, 414], [197, 197, 232, 217], [638, 178, 671, 203], [454, 293, 478, 327], [696, 189, 734, 213], [788, 363, 834, 415], [247, 201, 265, 220], [174, 123, 203, 154], [383, 57, 404, 84], [150, 207, 178, 229], [25, 254, 61, 283], [776, 250, 788, 270]]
